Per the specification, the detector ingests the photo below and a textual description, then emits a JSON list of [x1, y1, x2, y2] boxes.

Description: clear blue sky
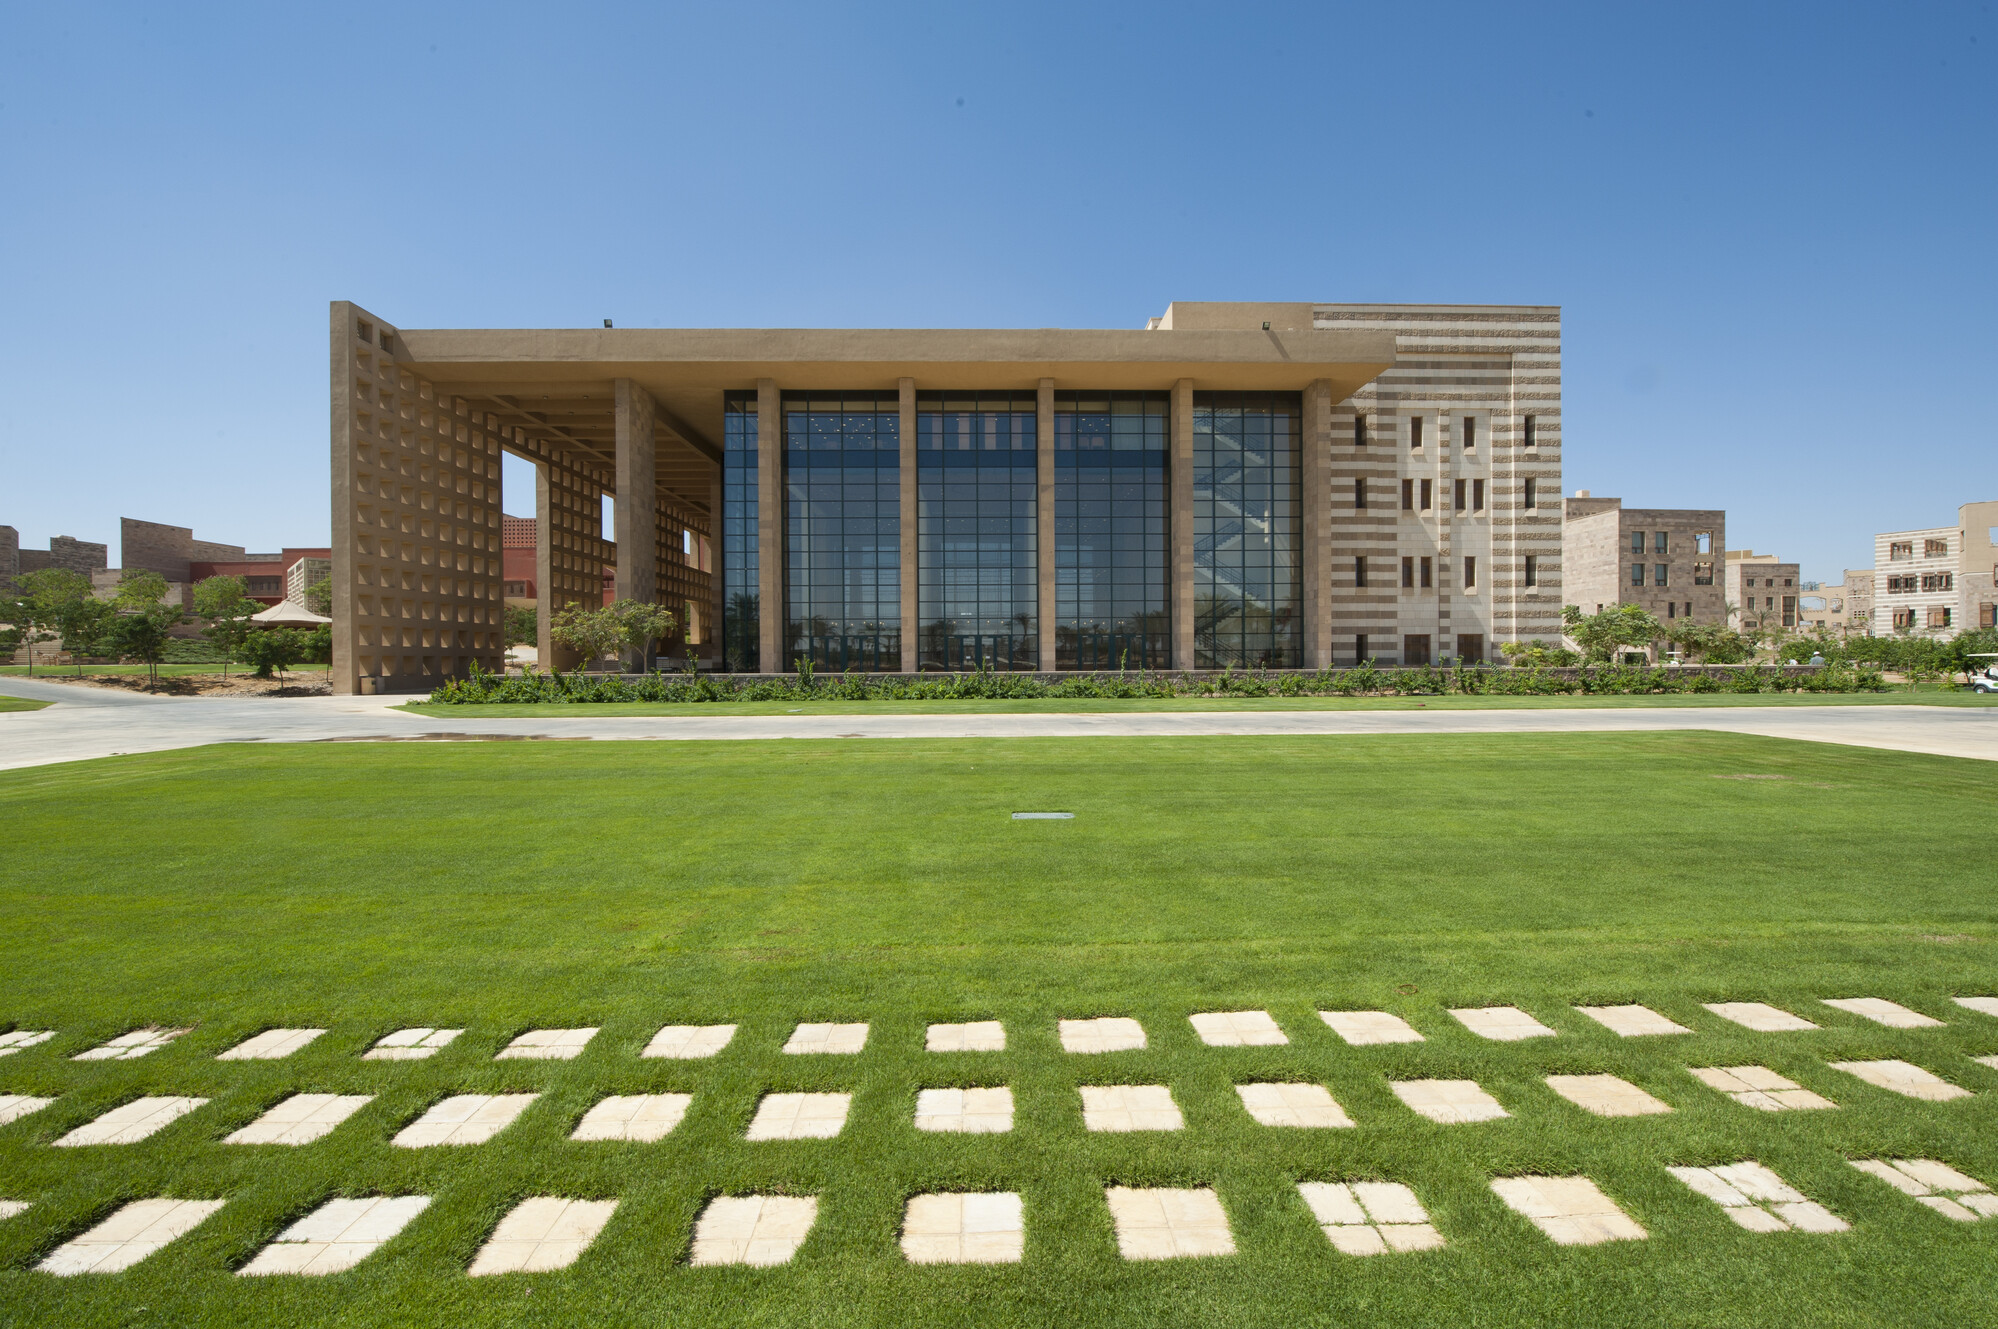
[[2, 2, 1991, 583]]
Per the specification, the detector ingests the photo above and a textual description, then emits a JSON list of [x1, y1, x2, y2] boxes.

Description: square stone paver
[[73, 1028, 190, 1061], [688, 1195, 817, 1266], [570, 1093, 692, 1142], [1821, 998, 1942, 1029], [238, 1195, 431, 1275], [1575, 1005, 1690, 1037], [468, 1196, 618, 1275], [1189, 1011, 1287, 1047], [1059, 1017, 1146, 1053], [1669, 1161, 1849, 1233], [642, 1024, 736, 1059], [38, 1198, 226, 1275], [216, 1029, 326, 1061], [1850, 1158, 1998, 1222], [1688, 1065, 1836, 1111], [782, 1022, 868, 1055], [55, 1097, 208, 1146], [926, 1021, 1005, 1052], [1391, 1079, 1508, 1124], [1977, 1055, 1998, 1071], [224, 1094, 374, 1145], [363, 1028, 462, 1060], [914, 1087, 1013, 1133], [496, 1028, 599, 1060], [1105, 1186, 1235, 1260], [0, 1030, 55, 1057], [1546, 1074, 1672, 1117], [0, 1095, 55, 1127], [1703, 1002, 1818, 1032], [1080, 1084, 1183, 1132], [393, 1094, 539, 1146], [1318, 1010, 1424, 1045], [745, 1092, 851, 1141], [1954, 996, 1998, 1019], [0, 1200, 27, 1220], [1828, 1059, 1971, 1102], [1491, 1175, 1647, 1245], [1450, 1007, 1555, 1041], [1236, 1082, 1354, 1128], [901, 1191, 1023, 1264], [1298, 1181, 1443, 1254]]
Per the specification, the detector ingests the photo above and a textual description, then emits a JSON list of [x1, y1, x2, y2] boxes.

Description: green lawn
[[0, 664, 330, 678], [0, 734, 1994, 1327], [0, 696, 48, 712]]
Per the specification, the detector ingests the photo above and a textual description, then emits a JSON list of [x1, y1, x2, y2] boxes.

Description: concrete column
[[1171, 378, 1195, 670], [899, 378, 918, 674], [1036, 378, 1055, 671], [614, 379, 658, 670], [756, 378, 782, 672], [1302, 379, 1333, 668]]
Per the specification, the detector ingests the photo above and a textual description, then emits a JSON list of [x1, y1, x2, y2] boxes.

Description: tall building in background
[[1560, 494, 1726, 629], [1864, 501, 1998, 639]]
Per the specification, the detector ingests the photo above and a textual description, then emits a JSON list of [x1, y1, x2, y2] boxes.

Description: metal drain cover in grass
[[1011, 812, 1073, 820]]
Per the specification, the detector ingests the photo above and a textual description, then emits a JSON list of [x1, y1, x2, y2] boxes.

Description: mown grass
[[0, 734, 1993, 1328], [0, 696, 48, 712]]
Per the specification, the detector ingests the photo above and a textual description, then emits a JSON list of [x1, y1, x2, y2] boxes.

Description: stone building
[[1560, 494, 1725, 634], [1725, 551, 1801, 634], [1865, 500, 1998, 638]]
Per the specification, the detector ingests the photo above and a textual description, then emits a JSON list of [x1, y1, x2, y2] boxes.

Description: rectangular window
[[1456, 632, 1484, 663], [1354, 477, 1367, 509], [1401, 556, 1415, 588], [1654, 531, 1669, 555], [1890, 541, 1913, 560], [1461, 416, 1477, 449], [1982, 603, 1996, 628], [1054, 391, 1169, 670], [1403, 633, 1431, 665], [917, 391, 1037, 671], [1667, 601, 1677, 619], [1463, 555, 1476, 590], [1354, 415, 1368, 447], [1925, 538, 1949, 557], [1524, 478, 1537, 509], [1401, 479, 1414, 510], [1894, 607, 1917, 629], [1454, 479, 1466, 511], [1783, 596, 1797, 628], [1355, 632, 1369, 663], [1928, 606, 1952, 629], [1655, 564, 1669, 587], [786, 392, 904, 672], [722, 392, 761, 672], [1522, 415, 1537, 450], [1409, 416, 1425, 450], [1631, 531, 1645, 555], [1420, 556, 1433, 589], [1693, 561, 1713, 585], [1631, 563, 1645, 586], [1695, 531, 1712, 554], [1524, 554, 1538, 588], [1472, 478, 1484, 511], [1193, 391, 1302, 668], [1420, 479, 1433, 510]]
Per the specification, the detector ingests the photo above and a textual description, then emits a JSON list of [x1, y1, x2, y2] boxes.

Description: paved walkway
[[2, 676, 1994, 770]]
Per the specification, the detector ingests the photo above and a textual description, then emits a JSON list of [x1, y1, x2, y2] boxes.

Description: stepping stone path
[[217, 1029, 326, 1060], [1392, 1079, 1508, 1124], [1689, 1065, 1835, 1110], [0, 1201, 27, 1220], [1545, 1074, 1672, 1117], [0, 1030, 54, 1057], [901, 1192, 1024, 1264], [1575, 1005, 1690, 1037], [0, 1094, 54, 1127], [1669, 1161, 1848, 1233], [224, 1094, 373, 1145], [1235, 1082, 1353, 1128], [393, 1094, 539, 1146], [913, 1087, 1013, 1133], [1828, 1059, 1971, 1102], [363, 1028, 461, 1060], [1104, 1186, 1235, 1259], [1451, 1007, 1555, 1041], [1319, 1010, 1423, 1045], [38, 1198, 225, 1275], [73, 1028, 188, 1061], [1850, 1159, 1998, 1221], [689, 1195, 817, 1266], [468, 1197, 618, 1274], [1189, 1011, 1287, 1047], [55, 1097, 207, 1146], [926, 1021, 1005, 1052], [1080, 1084, 1182, 1132], [746, 1092, 851, 1141], [238, 1196, 430, 1275], [1955, 997, 1998, 1019], [1704, 1002, 1817, 1032], [782, 1022, 868, 1055], [1490, 1175, 1646, 1245], [1298, 1181, 1442, 1255], [1821, 998, 1942, 1029], [642, 1024, 735, 1059], [1059, 1017, 1145, 1053], [1978, 1055, 1998, 1071], [570, 1093, 691, 1142], [496, 1028, 598, 1060]]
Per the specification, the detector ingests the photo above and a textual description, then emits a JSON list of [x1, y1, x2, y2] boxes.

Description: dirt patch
[[30, 672, 330, 698]]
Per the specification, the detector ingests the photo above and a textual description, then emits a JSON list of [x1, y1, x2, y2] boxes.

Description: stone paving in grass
[[570, 1093, 690, 1142], [1235, 1082, 1354, 1128], [467, 1197, 618, 1275], [215, 1027, 326, 1060], [223, 1093, 373, 1145], [1703, 1001, 1818, 1032], [1391, 1079, 1509, 1124], [1669, 1161, 1848, 1232], [689, 1195, 817, 1266], [54, 1096, 208, 1146], [1822, 998, 1944, 1029], [362, 1027, 461, 1060], [0, 1200, 28, 1220], [495, 1028, 598, 1060], [1104, 1186, 1235, 1259], [641, 1024, 735, 1059], [913, 1086, 1013, 1133], [901, 1191, 1024, 1264], [1490, 1175, 1647, 1245], [1188, 1010, 1287, 1046], [0, 1094, 54, 1126], [1318, 1010, 1424, 1044], [1688, 1065, 1837, 1111], [1080, 1084, 1183, 1132], [1544, 1073, 1672, 1117], [38, 1197, 225, 1274], [1058, 1017, 1146, 1053], [1955, 996, 1998, 1019], [1849, 1158, 1998, 1221], [393, 1094, 539, 1146], [1450, 1007, 1556, 1041], [1575, 1004, 1690, 1037], [0, 1030, 54, 1056], [238, 1196, 431, 1275], [782, 1022, 868, 1055], [1828, 1059, 1972, 1101], [745, 1091, 851, 1140], [1297, 1181, 1443, 1254], [925, 1020, 1005, 1051], [72, 1027, 188, 1060]]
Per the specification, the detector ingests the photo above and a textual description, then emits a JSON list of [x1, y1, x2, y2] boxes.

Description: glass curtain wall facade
[[721, 393, 759, 672], [916, 393, 1037, 670], [784, 393, 900, 671], [1193, 391, 1302, 667], [1054, 392, 1169, 669]]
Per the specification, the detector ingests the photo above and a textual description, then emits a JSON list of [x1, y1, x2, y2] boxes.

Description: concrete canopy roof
[[396, 326, 1398, 505]]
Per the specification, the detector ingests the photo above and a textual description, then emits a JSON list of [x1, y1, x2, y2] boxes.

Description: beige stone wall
[[120, 518, 195, 581], [1959, 500, 1998, 632], [1725, 555, 1800, 632]]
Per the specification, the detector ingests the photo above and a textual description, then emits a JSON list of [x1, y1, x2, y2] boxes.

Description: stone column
[[1171, 378, 1195, 670], [756, 379, 782, 672], [614, 379, 659, 670], [1302, 379, 1333, 668], [1036, 378, 1055, 671], [899, 377, 918, 673]]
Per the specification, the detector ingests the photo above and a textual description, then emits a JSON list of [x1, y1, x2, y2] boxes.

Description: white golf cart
[[1968, 654, 1998, 694]]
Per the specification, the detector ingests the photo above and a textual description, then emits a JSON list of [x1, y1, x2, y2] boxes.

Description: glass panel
[[782, 392, 900, 672], [722, 393, 759, 671], [1194, 392, 1301, 668], [1055, 391, 1168, 669], [916, 392, 1038, 670]]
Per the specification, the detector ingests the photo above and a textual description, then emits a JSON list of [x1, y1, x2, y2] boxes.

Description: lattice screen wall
[[658, 496, 713, 645]]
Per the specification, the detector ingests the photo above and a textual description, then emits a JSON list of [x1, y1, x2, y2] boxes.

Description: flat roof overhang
[[397, 326, 1399, 473]]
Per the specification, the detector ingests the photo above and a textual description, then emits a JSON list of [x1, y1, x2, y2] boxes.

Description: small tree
[[549, 598, 676, 672], [1563, 603, 1665, 664], [16, 568, 111, 676], [238, 627, 307, 682], [193, 574, 256, 680], [102, 570, 186, 687], [504, 604, 538, 650], [305, 576, 333, 618]]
